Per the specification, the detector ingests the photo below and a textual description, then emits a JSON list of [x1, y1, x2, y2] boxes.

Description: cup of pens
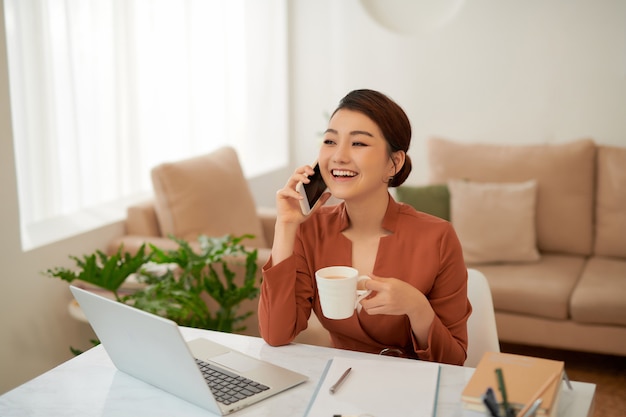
[[482, 368, 544, 417]]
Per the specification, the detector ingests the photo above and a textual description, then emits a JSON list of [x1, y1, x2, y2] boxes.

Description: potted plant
[[46, 234, 260, 335]]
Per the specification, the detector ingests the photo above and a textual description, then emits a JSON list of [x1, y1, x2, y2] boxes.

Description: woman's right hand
[[275, 165, 330, 225], [270, 165, 331, 265]]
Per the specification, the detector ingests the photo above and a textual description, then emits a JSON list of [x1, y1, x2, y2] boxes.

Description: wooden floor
[[500, 343, 626, 417]]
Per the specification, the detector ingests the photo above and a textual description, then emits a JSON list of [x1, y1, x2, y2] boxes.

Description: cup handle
[[355, 276, 372, 312]]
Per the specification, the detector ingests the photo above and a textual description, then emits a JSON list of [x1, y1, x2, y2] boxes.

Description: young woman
[[258, 89, 471, 365]]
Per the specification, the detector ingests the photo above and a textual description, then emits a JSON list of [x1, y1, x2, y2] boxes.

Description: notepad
[[462, 352, 565, 417], [304, 355, 441, 417]]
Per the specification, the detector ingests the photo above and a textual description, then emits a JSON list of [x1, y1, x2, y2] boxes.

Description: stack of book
[[461, 352, 565, 417]]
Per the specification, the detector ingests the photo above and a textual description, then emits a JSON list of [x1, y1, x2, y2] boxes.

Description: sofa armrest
[[118, 202, 276, 253], [256, 206, 277, 246], [107, 235, 182, 255], [126, 200, 161, 237]]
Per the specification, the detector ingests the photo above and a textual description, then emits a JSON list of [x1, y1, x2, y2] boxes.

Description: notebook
[[461, 351, 565, 417], [70, 285, 308, 415]]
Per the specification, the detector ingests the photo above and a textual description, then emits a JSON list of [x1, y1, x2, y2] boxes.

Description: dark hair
[[332, 89, 412, 187]]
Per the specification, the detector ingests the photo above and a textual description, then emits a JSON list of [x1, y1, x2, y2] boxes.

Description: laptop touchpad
[[211, 352, 260, 373]]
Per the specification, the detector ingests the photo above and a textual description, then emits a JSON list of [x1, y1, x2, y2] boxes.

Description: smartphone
[[296, 162, 327, 215]]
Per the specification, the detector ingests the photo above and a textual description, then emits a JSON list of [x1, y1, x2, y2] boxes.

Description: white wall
[[0, 3, 125, 387], [0, 3, 96, 394], [289, 0, 626, 182], [0, 1, 284, 393], [1, 0, 625, 394]]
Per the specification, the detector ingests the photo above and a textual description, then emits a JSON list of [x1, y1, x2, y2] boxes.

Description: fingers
[[361, 278, 426, 317], [361, 274, 387, 292], [359, 276, 415, 316], [277, 165, 315, 199], [275, 165, 321, 223], [293, 165, 315, 185], [358, 277, 384, 312], [276, 185, 302, 201]]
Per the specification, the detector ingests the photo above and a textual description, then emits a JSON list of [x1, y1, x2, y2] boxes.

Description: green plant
[[46, 234, 259, 334]]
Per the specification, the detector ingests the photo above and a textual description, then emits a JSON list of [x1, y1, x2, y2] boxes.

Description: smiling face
[[319, 109, 404, 204]]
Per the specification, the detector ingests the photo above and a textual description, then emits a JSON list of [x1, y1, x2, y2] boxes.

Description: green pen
[[495, 368, 513, 417]]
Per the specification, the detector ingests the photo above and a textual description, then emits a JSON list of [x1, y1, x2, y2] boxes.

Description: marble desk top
[[0, 327, 595, 417]]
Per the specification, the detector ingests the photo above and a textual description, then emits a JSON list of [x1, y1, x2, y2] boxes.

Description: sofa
[[396, 137, 626, 357], [110, 140, 626, 357]]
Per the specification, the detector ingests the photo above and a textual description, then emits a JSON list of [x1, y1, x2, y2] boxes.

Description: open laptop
[[70, 285, 308, 415]]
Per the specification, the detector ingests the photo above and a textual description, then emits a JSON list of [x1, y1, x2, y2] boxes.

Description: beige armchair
[[108, 146, 331, 345], [108, 146, 276, 257], [107, 146, 274, 338]]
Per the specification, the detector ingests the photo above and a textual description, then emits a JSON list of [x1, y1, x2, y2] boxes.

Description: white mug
[[315, 266, 371, 319]]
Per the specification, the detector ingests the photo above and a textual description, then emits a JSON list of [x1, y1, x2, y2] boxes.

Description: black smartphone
[[296, 162, 327, 215]]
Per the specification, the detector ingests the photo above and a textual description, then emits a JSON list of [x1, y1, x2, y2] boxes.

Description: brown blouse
[[258, 195, 471, 365]]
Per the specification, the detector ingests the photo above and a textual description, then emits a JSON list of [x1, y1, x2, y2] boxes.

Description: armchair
[[108, 146, 275, 257], [107, 147, 275, 337], [107, 146, 330, 344]]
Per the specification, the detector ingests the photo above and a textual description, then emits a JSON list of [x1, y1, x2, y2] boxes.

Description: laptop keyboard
[[195, 358, 270, 406]]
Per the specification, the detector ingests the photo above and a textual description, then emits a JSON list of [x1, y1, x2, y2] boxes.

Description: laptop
[[70, 285, 308, 415]]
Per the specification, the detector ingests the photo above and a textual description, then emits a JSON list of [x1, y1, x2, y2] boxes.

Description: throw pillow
[[427, 137, 595, 256], [448, 179, 540, 264], [151, 146, 267, 248], [396, 184, 450, 220]]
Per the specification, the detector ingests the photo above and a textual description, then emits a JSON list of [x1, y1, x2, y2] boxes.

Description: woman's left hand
[[359, 274, 429, 318], [360, 274, 435, 349]]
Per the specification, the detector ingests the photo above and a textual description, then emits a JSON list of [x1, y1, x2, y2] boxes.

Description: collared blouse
[[258, 195, 471, 365]]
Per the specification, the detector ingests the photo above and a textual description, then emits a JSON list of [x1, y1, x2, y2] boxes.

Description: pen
[[516, 370, 560, 417], [520, 398, 543, 417], [329, 367, 352, 394], [495, 368, 513, 417]]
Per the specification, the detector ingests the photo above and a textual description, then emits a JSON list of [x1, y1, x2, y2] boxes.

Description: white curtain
[[4, 0, 287, 248]]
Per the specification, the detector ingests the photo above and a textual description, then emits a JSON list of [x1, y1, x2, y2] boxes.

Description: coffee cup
[[315, 266, 371, 319]]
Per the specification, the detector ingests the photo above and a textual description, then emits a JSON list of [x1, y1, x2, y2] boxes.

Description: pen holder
[[482, 408, 518, 417], [481, 388, 531, 417], [504, 405, 520, 417], [488, 404, 534, 417]]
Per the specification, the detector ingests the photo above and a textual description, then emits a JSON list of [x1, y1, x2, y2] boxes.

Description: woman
[[258, 89, 471, 365]]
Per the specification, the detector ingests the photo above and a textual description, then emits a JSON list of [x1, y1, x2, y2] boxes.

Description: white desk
[[0, 327, 595, 417]]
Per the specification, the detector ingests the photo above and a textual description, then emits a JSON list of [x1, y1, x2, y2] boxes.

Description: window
[[4, 0, 288, 250]]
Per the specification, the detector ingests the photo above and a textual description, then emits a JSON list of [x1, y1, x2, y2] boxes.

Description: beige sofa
[[398, 138, 626, 357], [111, 140, 626, 356]]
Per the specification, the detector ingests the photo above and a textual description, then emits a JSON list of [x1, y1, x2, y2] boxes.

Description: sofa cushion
[[594, 145, 626, 258], [427, 137, 596, 256], [448, 179, 540, 264], [570, 257, 626, 326], [395, 184, 450, 220], [151, 147, 267, 248], [472, 254, 586, 320]]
